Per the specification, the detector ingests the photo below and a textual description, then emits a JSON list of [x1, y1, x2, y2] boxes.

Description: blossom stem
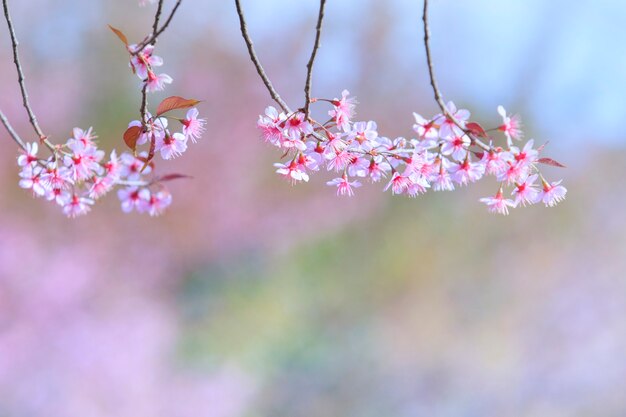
[[2, 0, 56, 156], [132, 0, 183, 56], [303, 0, 327, 120], [234, 0, 291, 113], [422, 0, 490, 152], [0, 109, 27, 151]]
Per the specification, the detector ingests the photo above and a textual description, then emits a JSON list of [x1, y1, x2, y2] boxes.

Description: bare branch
[[0, 109, 27, 151], [234, 0, 291, 113], [422, 0, 490, 151], [132, 0, 183, 55], [2, 0, 56, 154], [303, 0, 327, 120]]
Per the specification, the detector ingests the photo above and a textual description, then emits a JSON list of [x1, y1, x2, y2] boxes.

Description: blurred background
[[1, 0, 625, 416]]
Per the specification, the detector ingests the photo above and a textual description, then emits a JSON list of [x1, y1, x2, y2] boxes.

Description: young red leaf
[[538, 157, 566, 168], [156, 96, 201, 117], [108, 25, 129, 47], [123, 126, 142, 151], [156, 173, 193, 183], [466, 122, 488, 138]]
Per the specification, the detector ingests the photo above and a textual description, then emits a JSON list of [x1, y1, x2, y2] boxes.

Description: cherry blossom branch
[[132, 0, 182, 55], [0, 109, 27, 151], [2, 0, 57, 156], [303, 0, 327, 120], [422, 0, 490, 152], [234, 0, 291, 113]]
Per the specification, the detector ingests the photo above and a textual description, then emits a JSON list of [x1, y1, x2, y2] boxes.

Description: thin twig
[[132, 0, 182, 55], [2, 0, 56, 154], [303, 0, 327, 120], [0, 109, 27, 151], [234, 0, 291, 113], [422, 0, 490, 152]]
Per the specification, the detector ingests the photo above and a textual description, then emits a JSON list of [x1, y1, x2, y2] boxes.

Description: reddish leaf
[[123, 126, 142, 151], [466, 122, 488, 138], [136, 156, 155, 170], [140, 133, 157, 173], [156, 173, 193, 183], [108, 25, 129, 47], [156, 96, 201, 117], [538, 157, 566, 168]]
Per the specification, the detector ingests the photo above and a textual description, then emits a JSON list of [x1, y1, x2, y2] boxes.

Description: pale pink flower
[[17, 142, 39, 167], [156, 132, 188, 160], [347, 156, 370, 177], [117, 186, 150, 213], [511, 139, 539, 170], [128, 114, 167, 146], [88, 176, 114, 200], [326, 149, 353, 172], [145, 190, 172, 216], [497, 105, 523, 142], [64, 140, 104, 182], [69, 127, 97, 148], [181, 108, 206, 143], [304, 141, 325, 171], [283, 112, 313, 138], [539, 178, 567, 207], [40, 165, 73, 190], [329, 89, 357, 131], [448, 158, 485, 185], [480, 188, 516, 215], [366, 158, 391, 183], [345, 121, 378, 148], [45, 186, 70, 205], [103, 150, 121, 181], [441, 133, 470, 161], [62, 194, 94, 218], [145, 71, 173, 92], [434, 101, 470, 138], [130, 44, 163, 79], [481, 149, 508, 176], [430, 159, 455, 191], [257, 106, 285, 146], [274, 160, 309, 184], [119, 152, 152, 180], [512, 174, 540, 207], [19, 165, 47, 196], [406, 174, 430, 197], [384, 172, 413, 195], [326, 175, 361, 196], [412, 112, 438, 142], [497, 161, 528, 185]]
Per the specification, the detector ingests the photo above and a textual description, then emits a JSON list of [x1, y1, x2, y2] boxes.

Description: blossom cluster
[[257, 92, 566, 214], [14, 2, 204, 218]]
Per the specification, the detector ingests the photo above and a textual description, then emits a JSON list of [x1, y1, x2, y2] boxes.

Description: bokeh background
[[1, 0, 625, 416]]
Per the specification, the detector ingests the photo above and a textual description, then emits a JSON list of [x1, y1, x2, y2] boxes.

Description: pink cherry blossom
[[117, 186, 150, 213], [181, 108, 206, 143], [497, 105, 523, 143], [62, 194, 94, 218], [17, 142, 39, 167], [326, 174, 361, 196], [145, 71, 173, 93], [413, 112, 439, 141], [434, 101, 470, 138], [18, 165, 47, 197], [145, 190, 172, 216], [329, 89, 357, 131], [274, 160, 309, 184], [130, 44, 163, 80], [512, 174, 540, 207], [479, 188, 516, 215], [156, 132, 188, 160], [539, 178, 567, 207], [448, 157, 485, 185]]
